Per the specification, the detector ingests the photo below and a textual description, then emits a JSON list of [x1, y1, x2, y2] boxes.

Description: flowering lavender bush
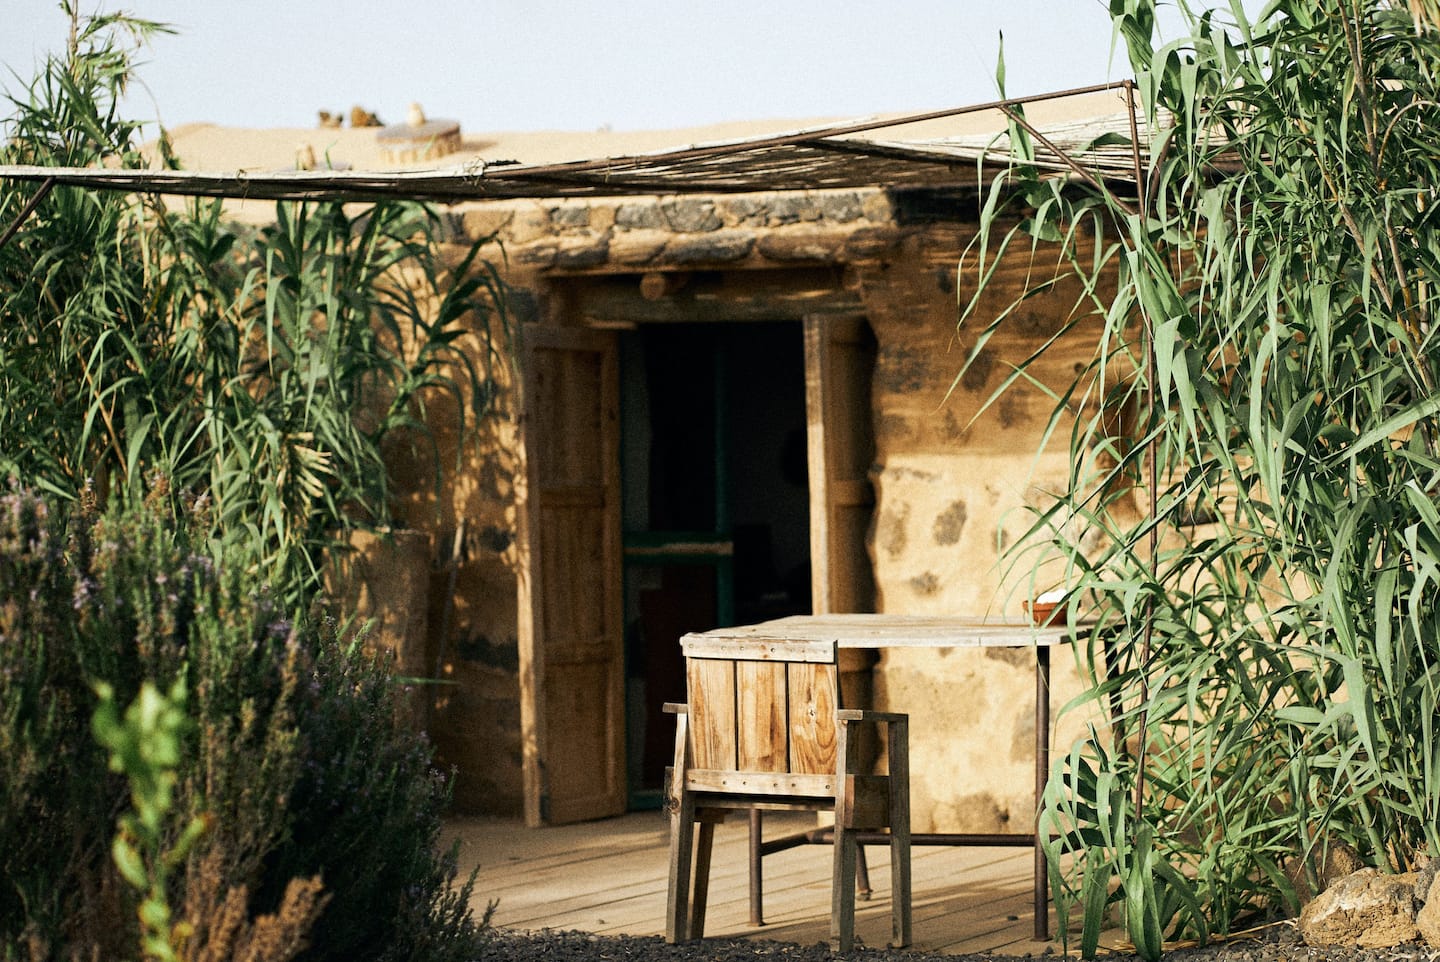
[[0, 486, 484, 961]]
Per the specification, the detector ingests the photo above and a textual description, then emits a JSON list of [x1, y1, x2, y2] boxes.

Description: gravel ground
[[469, 924, 1440, 962]]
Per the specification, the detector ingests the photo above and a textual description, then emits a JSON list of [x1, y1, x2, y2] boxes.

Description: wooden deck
[[446, 811, 1081, 955]]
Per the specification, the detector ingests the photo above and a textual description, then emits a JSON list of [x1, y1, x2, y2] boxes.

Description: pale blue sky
[[4, 1, 1172, 134]]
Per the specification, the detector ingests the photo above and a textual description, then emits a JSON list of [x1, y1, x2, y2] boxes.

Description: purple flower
[[72, 576, 97, 611]]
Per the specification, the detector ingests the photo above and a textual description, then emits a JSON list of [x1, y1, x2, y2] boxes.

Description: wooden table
[[680, 613, 1071, 941]]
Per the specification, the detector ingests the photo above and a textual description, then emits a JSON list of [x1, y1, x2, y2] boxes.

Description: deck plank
[[445, 812, 1073, 955]]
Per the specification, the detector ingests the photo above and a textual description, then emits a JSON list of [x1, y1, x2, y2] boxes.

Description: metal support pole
[[748, 809, 764, 926]]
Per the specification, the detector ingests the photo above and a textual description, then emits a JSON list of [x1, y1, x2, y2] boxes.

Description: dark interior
[[620, 321, 810, 802]]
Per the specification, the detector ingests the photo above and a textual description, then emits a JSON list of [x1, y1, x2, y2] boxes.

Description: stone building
[[96, 88, 1150, 833]]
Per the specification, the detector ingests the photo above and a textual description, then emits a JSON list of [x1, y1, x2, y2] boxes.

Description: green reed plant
[[0, 3, 510, 613], [960, 0, 1440, 955]]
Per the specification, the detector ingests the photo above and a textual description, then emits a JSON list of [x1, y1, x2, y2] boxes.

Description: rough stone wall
[[389, 188, 897, 815], [456, 190, 894, 274], [383, 187, 1118, 823], [852, 224, 1118, 834]]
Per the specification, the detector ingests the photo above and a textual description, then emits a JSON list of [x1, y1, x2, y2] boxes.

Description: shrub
[[0, 485, 486, 961]]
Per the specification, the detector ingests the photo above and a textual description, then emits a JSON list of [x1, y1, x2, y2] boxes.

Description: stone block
[[1298, 868, 1419, 948], [608, 229, 669, 265], [614, 201, 667, 230], [1417, 888, 1440, 947], [818, 192, 866, 222], [755, 227, 846, 263], [506, 204, 555, 244], [1288, 839, 1367, 906], [553, 236, 610, 270], [513, 242, 557, 267], [861, 190, 893, 221], [548, 203, 591, 230], [658, 230, 755, 265], [766, 194, 824, 225], [461, 206, 515, 243], [660, 198, 722, 232], [720, 196, 770, 226], [1416, 855, 1438, 904], [588, 203, 618, 231]]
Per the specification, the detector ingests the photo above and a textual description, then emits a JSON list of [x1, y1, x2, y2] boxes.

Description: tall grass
[[0, 3, 509, 612], [959, 0, 1440, 955]]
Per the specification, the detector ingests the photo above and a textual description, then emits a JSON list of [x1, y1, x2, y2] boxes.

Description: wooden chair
[[664, 637, 911, 952]]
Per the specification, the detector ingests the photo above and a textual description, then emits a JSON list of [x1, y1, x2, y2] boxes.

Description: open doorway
[[620, 321, 811, 807], [515, 308, 877, 824]]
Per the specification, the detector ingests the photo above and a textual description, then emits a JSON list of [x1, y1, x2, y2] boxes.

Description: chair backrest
[[680, 637, 840, 783]]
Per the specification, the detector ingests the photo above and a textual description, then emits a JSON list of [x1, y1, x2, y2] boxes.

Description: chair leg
[[691, 814, 719, 939], [889, 824, 912, 948], [665, 790, 696, 943], [856, 843, 872, 901], [831, 824, 859, 952]]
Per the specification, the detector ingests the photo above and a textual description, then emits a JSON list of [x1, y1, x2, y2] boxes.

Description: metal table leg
[[1034, 645, 1051, 941], [749, 809, 764, 925]]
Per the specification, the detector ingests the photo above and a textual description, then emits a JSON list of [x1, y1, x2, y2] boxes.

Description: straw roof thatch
[[0, 85, 1161, 206]]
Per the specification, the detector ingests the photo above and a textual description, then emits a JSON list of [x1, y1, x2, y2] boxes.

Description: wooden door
[[804, 313, 877, 615], [517, 324, 626, 825]]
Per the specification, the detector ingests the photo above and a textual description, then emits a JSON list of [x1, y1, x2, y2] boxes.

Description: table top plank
[[681, 614, 1075, 651]]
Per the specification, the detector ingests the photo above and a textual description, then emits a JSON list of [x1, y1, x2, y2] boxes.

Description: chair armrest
[[837, 709, 908, 725], [663, 702, 688, 715]]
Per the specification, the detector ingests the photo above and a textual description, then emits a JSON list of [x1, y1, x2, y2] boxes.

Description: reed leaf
[[962, 0, 1440, 954]]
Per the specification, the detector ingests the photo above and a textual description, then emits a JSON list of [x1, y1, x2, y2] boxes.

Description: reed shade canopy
[[0, 84, 1162, 206]]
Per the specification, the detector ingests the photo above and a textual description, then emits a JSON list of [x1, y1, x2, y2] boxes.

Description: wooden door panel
[[804, 314, 878, 615], [540, 660, 620, 824], [537, 505, 607, 643], [517, 324, 625, 826], [532, 347, 605, 487]]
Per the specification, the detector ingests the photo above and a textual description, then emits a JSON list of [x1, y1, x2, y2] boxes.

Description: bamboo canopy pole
[[0, 177, 54, 253], [0, 83, 1154, 208], [1123, 78, 1160, 824]]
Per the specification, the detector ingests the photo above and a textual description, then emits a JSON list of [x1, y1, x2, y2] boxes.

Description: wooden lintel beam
[[571, 270, 860, 324]]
